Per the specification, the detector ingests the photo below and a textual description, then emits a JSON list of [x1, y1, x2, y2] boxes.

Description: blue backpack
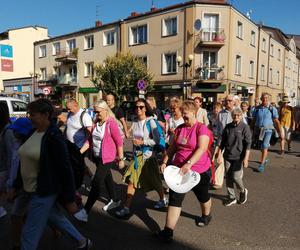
[[146, 119, 166, 152]]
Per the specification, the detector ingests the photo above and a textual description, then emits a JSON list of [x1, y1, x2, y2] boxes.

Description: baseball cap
[[163, 165, 201, 193]]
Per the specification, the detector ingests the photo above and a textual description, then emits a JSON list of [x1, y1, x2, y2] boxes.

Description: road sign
[[137, 79, 147, 90]]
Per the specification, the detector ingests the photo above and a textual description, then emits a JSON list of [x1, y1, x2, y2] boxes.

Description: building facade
[[33, 0, 300, 107], [0, 26, 48, 101]]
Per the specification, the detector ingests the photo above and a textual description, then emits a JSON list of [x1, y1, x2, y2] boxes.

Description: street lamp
[[177, 54, 194, 99]]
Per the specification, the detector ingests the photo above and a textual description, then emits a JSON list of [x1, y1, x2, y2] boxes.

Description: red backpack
[[196, 122, 215, 184]]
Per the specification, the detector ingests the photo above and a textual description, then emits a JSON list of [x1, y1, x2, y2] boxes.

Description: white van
[[0, 97, 28, 121]]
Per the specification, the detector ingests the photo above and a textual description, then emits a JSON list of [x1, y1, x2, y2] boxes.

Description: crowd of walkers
[[0, 91, 299, 249]]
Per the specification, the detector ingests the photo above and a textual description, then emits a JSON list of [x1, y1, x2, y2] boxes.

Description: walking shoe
[[239, 188, 248, 204], [223, 198, 237, 207], [78, 238, 92, 249], [257, 164, 265, 172], [102, 199, 121, 211], [74, 208, 88, 222], [157, 227, 173, 243], [115, 207, 130, 217], [0, 206, 7, 218], [154, 198, 168, 209], [288, 145, 292, 152], [196, 214, 212, 227]]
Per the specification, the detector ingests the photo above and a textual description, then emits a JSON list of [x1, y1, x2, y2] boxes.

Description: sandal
[[78, 238, 92, 249]]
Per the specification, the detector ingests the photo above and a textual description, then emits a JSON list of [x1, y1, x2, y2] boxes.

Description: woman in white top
[[167, 98, 184, 145], [194, 97, 209, 125]]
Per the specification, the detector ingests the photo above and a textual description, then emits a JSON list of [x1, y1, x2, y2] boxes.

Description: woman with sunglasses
[[116, 98, 167, 217], [74, 100, 124, 222]]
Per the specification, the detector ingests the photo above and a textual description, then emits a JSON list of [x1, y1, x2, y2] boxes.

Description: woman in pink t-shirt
[[158, 100, 212, 242]]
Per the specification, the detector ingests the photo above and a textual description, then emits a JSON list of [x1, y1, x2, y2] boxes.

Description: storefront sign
[[1, 59, 13, 72]]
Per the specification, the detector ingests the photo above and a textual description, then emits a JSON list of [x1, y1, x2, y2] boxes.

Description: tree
[[91, 52, 153, 101]]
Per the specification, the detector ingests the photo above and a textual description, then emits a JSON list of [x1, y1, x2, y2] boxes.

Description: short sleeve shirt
[[66, 109, 93, 148], [173, 123, 211, 174], [253, 105, 279, 129]]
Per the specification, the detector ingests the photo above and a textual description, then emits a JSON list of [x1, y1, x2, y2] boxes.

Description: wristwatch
[[187, 160, 192, 165], [118, 157, 126, 161]]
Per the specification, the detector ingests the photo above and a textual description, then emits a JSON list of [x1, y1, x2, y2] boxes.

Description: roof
[[261, 25, 291, 50], [0, 25, 47, 40]]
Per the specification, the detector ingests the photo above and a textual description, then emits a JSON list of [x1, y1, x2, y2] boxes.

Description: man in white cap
[[279, 96, 295, 154]]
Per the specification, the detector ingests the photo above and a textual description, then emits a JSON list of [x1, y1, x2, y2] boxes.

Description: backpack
[[65, 109, 90, 138], [195, 122, 215, 185], [146, 118, 166, 152]]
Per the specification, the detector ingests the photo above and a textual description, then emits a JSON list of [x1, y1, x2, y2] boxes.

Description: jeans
[[21, 194, 83, 250]]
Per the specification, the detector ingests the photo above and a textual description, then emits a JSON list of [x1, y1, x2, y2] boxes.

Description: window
[[103, 30, 115, 46], [237, 21, 243, 39], [235, 55, 241, 75], [162, 53, 177, 74], [261, 65, 265, 81], [138, 56, 148, 67], [53, 66, 61, 77], [203, 14, 219, 41], [130, 25, 148, 45], [270, 44, 274, 56], [66, 39, 76, 54], [39, 45, 46, 58], [251, 31, 256, 46], [12, 101, 27, 112], [162, 17, 177, 36], [262, 38, 266, 52], [84, 35, 94, 49], [269, 68, 273, 83], [278, 49, 281, 61], [85, 62, 94, 77], [203, 51, 218, 79], [277, 71, 280, 85], [249, 61, 254, 78], [40, 68, 47, 80], [52, 42, 60, 55]]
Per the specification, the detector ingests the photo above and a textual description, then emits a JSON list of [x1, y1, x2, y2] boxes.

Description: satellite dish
[[194, 19, 201, 31]]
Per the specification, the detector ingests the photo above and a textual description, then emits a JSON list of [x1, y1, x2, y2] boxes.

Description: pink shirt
[[173, 122, 211, 174]]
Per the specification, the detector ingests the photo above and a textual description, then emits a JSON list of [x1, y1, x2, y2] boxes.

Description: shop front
[[3, 77, 32, 102]]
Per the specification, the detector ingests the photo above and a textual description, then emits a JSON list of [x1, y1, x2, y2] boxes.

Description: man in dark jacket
[[216, 108, 252, 206]]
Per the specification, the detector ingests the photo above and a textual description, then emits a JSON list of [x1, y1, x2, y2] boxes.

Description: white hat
[[163, 165, 201, 193]]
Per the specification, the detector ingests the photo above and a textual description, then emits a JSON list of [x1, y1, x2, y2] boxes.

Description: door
[[203, 14, 219, 41], [203, 51, 218, 80]]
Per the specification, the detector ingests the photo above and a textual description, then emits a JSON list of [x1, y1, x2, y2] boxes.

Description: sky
[[1, 0, 300, 37]]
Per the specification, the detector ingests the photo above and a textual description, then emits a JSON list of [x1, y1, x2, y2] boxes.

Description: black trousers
[[84, 160, 116, 213]]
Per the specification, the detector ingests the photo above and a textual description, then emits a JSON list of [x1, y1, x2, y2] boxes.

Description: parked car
[[121, 101, 136, 121], [0, 97, 28, 122]]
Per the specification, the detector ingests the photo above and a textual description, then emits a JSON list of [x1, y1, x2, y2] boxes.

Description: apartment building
[[34, 21, 119, 107], [0, 26, 48, 101], [33, 0, 300, 107]]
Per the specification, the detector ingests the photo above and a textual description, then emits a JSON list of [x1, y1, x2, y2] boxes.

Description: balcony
[[55, 49, 78, 64], [58, 74, 77, 85], [196, 66, 225, 83], [37, 74, 58, 86], [196, 29, 225, 47]]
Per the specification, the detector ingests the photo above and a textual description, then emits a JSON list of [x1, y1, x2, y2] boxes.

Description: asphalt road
[[1, 139, 300, 250]]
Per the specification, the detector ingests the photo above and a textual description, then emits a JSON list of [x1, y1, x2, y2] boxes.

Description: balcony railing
[[197, 66, 225, 82], [55, 49, 78, 63], [37, 74, 58, 85], [196, 28, 226, 47], [58, 74, 77, 85]]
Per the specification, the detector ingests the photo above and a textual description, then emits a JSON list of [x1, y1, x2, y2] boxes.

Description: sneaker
[[154, 198, 168, 209], [223, 198, 237, 207], [115, 207, 130, 217], [74, 208, 88, 222], [0, 206, 7, 218], [196, 214, 212, 227], [239, 188, 248, 204], [258, 164, 265, 172], [157, 227, 173, 243], [78, 238, 92, 249], [102, 200, 121, 211]]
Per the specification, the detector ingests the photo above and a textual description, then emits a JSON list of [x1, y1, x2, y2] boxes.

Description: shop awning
[[79, 87, 99, 93], [192, 84, 226, 93]]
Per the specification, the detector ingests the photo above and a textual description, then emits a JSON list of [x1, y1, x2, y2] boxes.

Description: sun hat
[[8, 117, 33, 136], [282, 96, 290, 103], [163, 165, 201, 193]]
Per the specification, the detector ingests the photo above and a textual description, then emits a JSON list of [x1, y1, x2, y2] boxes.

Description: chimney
[[95, 20, 102, 27], [130, 12, 139, 17]]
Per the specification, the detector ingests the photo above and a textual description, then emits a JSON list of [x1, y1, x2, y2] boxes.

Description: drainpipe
[[255, 25, 261, 99], [227, 5, 232, 95], [266, 34, 271, 90]]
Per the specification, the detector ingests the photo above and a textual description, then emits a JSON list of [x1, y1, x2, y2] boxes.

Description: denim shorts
[[261, 129, 273, 149]]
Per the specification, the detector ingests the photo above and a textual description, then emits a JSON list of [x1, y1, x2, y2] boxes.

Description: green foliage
[[91, 52, 153, 100]]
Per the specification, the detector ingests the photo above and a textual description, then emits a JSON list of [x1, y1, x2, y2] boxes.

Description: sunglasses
[[225, 99, 233, 102], [94, 110, 101, 114], [135, 105, 145, 110]]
